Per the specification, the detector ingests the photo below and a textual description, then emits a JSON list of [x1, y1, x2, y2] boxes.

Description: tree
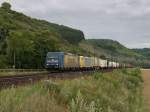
[[100, 55, 106, 59], [1, 2, 11, 10], [0, 27, 9, 41], [7, 31, 35, 68]]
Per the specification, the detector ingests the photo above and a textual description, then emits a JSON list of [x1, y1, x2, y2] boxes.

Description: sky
[[0, 0, 150, 48]]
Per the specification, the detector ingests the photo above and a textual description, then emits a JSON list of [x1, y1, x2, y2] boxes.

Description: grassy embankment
[[0, 69, 48, 77], [0, 69, 144, 112]]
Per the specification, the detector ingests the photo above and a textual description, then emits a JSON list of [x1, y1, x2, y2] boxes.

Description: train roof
[[47, 52, 78, 56]]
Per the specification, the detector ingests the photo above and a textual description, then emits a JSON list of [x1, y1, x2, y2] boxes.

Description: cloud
[[0, 0, 150, 48]]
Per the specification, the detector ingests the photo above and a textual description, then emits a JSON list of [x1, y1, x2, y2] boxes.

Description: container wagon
[[79, 56, 93, 69], [83, 57, 93, 69], [64, 53, 79, 69], [94, 57, 99, 68], [112, 62, 117, 68], [108, 61, 113, 68], [99, 59, 107, 68]]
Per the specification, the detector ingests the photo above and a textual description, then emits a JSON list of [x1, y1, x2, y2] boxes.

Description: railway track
[[0, 69, 113, 89], [0, 73, 48, 89], [0, 71, 92, 89]]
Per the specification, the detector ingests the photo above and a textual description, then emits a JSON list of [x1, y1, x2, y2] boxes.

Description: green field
[[0, 69, 144, 112]]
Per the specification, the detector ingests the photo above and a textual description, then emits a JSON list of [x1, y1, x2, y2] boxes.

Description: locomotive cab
[[46, 57, 59, 68], [45, 52, 64, 69]]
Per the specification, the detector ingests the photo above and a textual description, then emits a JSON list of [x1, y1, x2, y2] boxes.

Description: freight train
[[45, 52, 131, 70]]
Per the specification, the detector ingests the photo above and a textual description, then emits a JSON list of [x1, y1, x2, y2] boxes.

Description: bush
[[93, 72, 103, 80]]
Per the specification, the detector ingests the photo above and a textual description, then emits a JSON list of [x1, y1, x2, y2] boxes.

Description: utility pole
[[94, 48, 95, 65], [13, 51, 15, 69], [93, 47, 96, 68]]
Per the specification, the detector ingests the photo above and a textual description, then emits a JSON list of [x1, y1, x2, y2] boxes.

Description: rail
[[0, 69, 114, 89], [0, 69, 46, 72]]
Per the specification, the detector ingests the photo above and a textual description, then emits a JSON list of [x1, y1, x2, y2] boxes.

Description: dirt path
[[142, 69, 150, 112]]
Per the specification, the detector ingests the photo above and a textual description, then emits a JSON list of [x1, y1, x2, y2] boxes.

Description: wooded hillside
[[0, 2, 149, 68]]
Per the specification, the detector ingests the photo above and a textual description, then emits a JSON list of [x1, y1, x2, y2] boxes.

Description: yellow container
[[79, 56, 85, 68], [64, 53, 79, 68]]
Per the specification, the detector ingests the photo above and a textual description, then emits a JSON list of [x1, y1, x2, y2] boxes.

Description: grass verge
[[0, 71, 48, 77], [0, 68, 144, 112]]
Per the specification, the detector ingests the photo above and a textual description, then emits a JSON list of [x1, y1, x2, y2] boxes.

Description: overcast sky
[[0, 0, 150, 48]]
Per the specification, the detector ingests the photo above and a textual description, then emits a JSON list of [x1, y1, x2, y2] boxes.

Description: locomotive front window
[[47, 57, 58, 63]]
